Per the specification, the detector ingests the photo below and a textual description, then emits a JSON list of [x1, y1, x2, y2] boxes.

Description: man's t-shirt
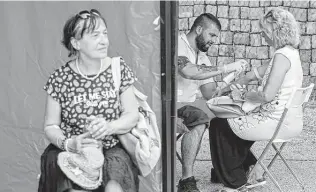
[[44, 58, 136, 149], [177, 33, 215, 103]]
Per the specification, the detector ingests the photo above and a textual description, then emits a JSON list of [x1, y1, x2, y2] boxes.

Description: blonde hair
[[259, 7, 300, 49]]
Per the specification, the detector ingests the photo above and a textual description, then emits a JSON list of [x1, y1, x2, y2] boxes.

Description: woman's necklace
[[76, 58, 103, 81]]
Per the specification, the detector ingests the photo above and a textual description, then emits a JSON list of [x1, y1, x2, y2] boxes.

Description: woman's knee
[[105, 180, 123, 192]]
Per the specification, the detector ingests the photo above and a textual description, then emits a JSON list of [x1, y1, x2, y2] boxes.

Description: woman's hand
[[211, 87, 225, 98], [67, 132, 99, 153], [86, 116, 115, 140], [230, 83, 247, 101], [211, 87, 221, 98]]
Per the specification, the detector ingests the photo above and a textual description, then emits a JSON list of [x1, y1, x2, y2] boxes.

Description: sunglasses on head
[[77, 9, 100, 19], [264, 10, 278, 23]]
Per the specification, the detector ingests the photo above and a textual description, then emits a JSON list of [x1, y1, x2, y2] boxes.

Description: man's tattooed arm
[[197, 64, 219, 72], [178, 56, 190, 70], [178, 56, 224, 80]]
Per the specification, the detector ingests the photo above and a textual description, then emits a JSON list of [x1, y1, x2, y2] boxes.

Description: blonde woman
[[209, 7, 302, 192]]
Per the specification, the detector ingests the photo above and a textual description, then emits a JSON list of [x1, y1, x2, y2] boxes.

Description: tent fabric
[[0, 2, 161, 192]]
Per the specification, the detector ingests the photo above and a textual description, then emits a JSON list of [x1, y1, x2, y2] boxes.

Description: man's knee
[[185, 124, 207, 140], [178, 105, 210, 130]]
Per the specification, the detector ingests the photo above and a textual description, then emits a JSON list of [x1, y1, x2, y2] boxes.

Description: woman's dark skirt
[[38, 143, 139, 192], [209, 118, 257, 189]]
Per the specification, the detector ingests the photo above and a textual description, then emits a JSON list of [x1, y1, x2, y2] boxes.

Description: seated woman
[[38, 9, 140, 192], [208, 7, 303, 192]]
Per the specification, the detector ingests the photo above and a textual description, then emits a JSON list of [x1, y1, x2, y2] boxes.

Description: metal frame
[[248, 83, 314, 192], [160, 2, 178, 192]]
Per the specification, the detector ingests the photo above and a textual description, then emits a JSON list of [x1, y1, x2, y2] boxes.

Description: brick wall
[[178, 0, 316, 94]]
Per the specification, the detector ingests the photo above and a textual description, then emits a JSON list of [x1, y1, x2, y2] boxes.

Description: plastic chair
[[247, 83, 315, 192]]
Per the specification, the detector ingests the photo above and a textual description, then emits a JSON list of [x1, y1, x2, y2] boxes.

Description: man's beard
[[196, 34, 209, 52]]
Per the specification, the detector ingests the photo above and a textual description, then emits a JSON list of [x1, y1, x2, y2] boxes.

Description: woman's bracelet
[[65, 138, 77, 153], [64, 138, 70, 152], [57, 137, 67, 151]]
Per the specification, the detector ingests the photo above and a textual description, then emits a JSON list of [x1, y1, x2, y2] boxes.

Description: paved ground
[[176, 104, 316, 192]]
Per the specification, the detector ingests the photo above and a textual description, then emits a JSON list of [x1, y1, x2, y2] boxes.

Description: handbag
[[111, 57, 161, 177], [206, 96, 246, 118]]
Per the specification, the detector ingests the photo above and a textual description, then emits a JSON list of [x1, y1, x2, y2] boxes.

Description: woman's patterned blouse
[[44, 58, 136, 149]]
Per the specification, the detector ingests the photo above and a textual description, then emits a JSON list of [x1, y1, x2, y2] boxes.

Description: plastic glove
[[225, 60, 248, 74], [230, 83, 246, 92]]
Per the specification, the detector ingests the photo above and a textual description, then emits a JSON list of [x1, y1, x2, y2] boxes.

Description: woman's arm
[[244, 53, 290, 103], [89, 85, 140, 139], [108, 86, 139, 134], [200, 82, 218, 100], [234, 63, 269, 87], [44, 95, 97, 151], [43, 95, 65, 149], [218, 63, 270, 96]]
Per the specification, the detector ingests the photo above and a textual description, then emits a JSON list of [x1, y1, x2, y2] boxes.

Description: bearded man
[[176, 13, 245, 192]]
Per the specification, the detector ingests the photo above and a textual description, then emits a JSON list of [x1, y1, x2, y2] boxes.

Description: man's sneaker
[[177, 176, 200, 192]]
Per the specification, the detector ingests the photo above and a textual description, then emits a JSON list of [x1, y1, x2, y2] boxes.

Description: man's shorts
[[177, 105, 210, 134]]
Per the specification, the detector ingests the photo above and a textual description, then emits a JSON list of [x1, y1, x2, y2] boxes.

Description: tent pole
[[160, 1, 178, 192]]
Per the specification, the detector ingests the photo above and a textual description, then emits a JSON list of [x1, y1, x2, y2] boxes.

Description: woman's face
[[261, 30, 273, 46], [260, 23, 274, 47], [78, 19, 109, 59]]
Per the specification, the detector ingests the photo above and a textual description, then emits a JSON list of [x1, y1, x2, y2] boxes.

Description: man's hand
[[230, 83, 246, 92], [225, 60, 248, 74]]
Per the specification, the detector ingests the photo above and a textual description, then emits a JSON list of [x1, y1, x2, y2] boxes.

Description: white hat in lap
[[57, 146, 104, 190]]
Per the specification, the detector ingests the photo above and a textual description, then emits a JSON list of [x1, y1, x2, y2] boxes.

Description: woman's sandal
[[217, 185, 249, 192], [246, 165, 267, 189], [217, 178, 266, 192], [244, 178, 267, 189]]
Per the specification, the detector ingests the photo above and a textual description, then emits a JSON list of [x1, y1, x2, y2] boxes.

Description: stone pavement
[[176, 104, 316, 192]]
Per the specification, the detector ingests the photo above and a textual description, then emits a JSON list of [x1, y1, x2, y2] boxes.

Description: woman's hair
[[61, 9, 107, 57], [259, 7, 300, 49]]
